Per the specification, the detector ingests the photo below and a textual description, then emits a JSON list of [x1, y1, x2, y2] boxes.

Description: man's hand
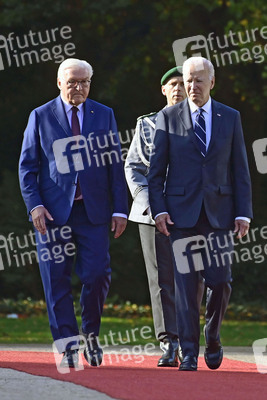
[[234, 219, 250, 239], [111, 216, 127, 238], [155, 213, 174, 236], [31, 206, 54, 235]]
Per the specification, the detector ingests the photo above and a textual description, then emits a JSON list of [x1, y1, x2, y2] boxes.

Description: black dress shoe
[[60, 349, 79, 368], [179, 355, 198, 371], [82, 332, 103, 367], [158, 338, 179, 367], [203, 325, 223, 370]]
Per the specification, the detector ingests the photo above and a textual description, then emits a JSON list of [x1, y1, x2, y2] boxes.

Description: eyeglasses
[[61, 78, 91, 88]]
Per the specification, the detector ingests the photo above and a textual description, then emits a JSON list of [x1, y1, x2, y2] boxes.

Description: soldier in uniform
[[125, 67, 193, 367]]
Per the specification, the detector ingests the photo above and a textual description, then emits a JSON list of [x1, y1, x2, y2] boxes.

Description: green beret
[[161, 66, 183, 85]]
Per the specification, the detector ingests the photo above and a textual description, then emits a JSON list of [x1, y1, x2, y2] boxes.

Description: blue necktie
[[194, 108, 206, 157]]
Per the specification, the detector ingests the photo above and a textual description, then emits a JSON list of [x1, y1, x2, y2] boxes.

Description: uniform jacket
[[125, 112, 158, 225]]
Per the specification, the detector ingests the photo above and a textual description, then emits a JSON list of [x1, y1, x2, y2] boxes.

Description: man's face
[[183, 63, 215, 107], [162, 76, 186, 106], [57, 66, 90, 106]]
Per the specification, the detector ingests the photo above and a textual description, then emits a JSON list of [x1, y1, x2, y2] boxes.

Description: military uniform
[[125, 110, 178, 344]]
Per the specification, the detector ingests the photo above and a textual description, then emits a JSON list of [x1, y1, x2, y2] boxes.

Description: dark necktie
[[194, 108, 206, 157], [71, 106, 82, 198], [71, 106, 80, 136]]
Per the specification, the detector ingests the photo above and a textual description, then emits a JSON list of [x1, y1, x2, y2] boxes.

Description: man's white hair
[[183, 57, 215, 80], [57, 58, 93, 80]]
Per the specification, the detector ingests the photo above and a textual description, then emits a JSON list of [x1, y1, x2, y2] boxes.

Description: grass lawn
[[0, 315, 266, 347]]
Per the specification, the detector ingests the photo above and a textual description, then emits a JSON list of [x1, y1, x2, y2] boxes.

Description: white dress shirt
[[61, 97, 84, 130], [188, 97, 212, 152]]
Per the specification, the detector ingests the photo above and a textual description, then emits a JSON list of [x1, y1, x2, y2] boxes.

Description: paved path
[[0, 368, 116, 400], [0, 344, 256, 400]]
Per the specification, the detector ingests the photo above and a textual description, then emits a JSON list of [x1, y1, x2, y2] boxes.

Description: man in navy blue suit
[[148, 56, 252, 371], [19, 58, 128, 368]]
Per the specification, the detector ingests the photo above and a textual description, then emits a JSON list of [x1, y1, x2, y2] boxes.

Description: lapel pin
[[217, 113, 221, 117]]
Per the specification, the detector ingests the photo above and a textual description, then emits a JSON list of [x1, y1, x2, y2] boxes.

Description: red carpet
[[0, 351, 266, 400]]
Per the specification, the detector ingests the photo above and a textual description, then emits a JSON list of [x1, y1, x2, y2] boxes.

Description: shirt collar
[[188, 97, 212, 115], [60, 95, 84, 113]]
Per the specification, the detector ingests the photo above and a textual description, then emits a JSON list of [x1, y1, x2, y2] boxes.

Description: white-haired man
[[148, 56, 252, 371], [125, 67, 203, 368], [19, 58, 128, 368]]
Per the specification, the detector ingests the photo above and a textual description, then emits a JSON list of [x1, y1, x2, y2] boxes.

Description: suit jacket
[[19, 95, 128, 225], [148, 98, 253, 229], [125, 112, 157, 225]]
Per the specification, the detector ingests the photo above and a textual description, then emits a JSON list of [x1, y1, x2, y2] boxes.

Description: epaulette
[[137, 112, 157, 121]]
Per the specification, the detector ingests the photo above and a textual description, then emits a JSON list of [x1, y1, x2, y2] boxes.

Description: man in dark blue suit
[[148, 56, 252, 371], [19, 58, 128, 368]]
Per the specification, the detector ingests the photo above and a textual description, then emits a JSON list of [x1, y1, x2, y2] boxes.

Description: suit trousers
[[169, 206, 232, 358], [35, 200, 111, 352], [138, 224, 177, 341]]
